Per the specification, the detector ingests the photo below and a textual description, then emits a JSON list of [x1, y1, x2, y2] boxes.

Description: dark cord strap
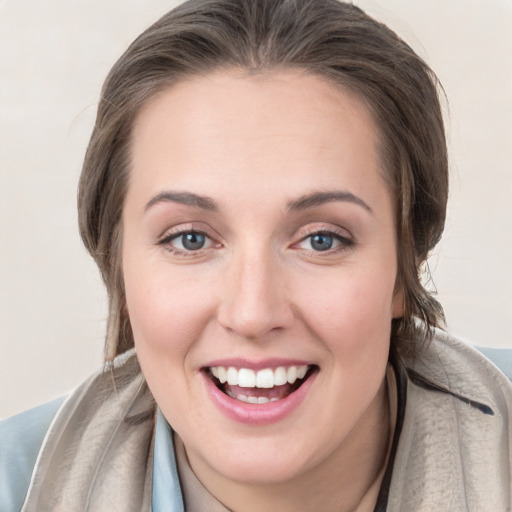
[[405, 368, 494, 416], [373, 349, 408, 512]]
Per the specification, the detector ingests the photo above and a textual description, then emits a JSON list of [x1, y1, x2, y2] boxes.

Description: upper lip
[[201, 358, 315, 371]]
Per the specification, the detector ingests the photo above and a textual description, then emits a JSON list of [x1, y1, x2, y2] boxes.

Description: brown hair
[[78, 0, 448, 361]]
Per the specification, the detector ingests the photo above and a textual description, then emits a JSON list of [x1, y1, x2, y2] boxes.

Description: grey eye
[[180, 232, 206, 250], [309, 233, 334, 251]]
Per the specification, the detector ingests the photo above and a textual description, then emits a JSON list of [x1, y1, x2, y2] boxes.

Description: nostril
[[217, 301, 293, 340], [216, 259, 293, 338]]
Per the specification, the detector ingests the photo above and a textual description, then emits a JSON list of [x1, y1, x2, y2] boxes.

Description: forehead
[[128, 69, 387, 207]]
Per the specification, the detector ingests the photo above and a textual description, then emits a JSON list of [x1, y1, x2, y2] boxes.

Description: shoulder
[[408, 330, 512, 412], [0, 350, 147, 512], [391, 331, 512, 510], [0, 397, 65, 512]]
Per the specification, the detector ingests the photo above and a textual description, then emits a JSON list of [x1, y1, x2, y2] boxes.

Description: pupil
[[311, 233, 333, 251], [182, 232, 205, 250]]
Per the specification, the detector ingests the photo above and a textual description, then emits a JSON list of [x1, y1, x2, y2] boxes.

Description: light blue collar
[[152, 409, 185, 512]]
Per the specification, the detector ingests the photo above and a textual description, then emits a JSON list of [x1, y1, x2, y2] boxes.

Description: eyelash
[[157, 229, 217, 256], [295, 227, 355, 254], [157, 226, 355, 257]]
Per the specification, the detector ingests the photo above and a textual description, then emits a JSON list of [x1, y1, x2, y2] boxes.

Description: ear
[[391, 287, 405, 319]]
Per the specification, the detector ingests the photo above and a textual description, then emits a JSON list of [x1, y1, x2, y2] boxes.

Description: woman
[[1, 0, 511, 510]]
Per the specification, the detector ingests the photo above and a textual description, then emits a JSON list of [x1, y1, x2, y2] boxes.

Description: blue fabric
[[152, 409, 185, 512], [1, 345, 510, 511], [475, 346, 512, 380], [0, 399, 184, 512], [0, 396, 65, 512]]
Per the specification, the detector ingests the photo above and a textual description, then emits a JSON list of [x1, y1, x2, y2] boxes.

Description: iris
[[310, 233, 333, 251], [181, 232, 206, 250]]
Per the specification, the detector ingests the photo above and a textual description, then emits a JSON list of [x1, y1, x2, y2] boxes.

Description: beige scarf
[[21, 351, 155, 512], [21, 333, 512, 511]]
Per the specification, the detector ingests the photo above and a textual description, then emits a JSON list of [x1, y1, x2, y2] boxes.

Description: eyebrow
[[144, 189, 372, 215], [287, 190, 373, 214], [145, 191, 219, 212]]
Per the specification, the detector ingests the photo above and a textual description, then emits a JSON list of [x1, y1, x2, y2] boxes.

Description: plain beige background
[[1, 0, 511, 419]]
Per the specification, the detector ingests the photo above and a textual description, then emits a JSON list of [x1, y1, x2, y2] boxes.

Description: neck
[[185, 376, 392, 512]]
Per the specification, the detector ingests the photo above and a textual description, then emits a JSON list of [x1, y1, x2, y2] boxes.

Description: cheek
[[123, 262, 216, 419], [123, 260, 214, 356], [296, 265, 396, 353]]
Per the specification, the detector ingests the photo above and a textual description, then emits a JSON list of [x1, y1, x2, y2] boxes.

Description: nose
[[217, 247, 294, 340]]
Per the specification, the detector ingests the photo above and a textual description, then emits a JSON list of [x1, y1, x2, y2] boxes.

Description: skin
[[122, 70, 403, 512]]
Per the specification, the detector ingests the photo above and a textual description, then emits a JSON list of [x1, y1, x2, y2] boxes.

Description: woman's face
[[122, 70, 402, 486]]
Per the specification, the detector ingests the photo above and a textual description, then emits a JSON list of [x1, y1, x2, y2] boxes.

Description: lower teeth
[[226, 391, 279, 404]]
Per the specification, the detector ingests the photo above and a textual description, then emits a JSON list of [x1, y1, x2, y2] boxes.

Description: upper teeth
[[210, 365, 308, 388]]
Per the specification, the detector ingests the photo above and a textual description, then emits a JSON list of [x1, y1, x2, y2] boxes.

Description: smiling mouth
[[205, 365, 318, 404]]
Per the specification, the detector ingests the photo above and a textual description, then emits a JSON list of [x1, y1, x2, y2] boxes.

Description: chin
[[213, 456, 308, 485], [193, 432, 321, 486]]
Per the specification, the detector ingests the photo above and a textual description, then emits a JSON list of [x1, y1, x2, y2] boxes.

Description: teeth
[[238, 368, 256, 387], [256, 368, 274, 388], [227, 367, 238, 386], [297, 366, 308, 379], [217, 367, 227, 383], [210, 364, 309, 389], [229, 394, 283, 404], [287, 366, 297, 384], [274, 367, 288, 386]]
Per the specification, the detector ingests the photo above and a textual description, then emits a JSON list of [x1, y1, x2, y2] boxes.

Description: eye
[[296, 230, 354, 253], [159, 230, 215, 253]]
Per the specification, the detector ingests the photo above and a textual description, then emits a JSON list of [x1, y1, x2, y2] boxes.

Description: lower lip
[[203, 371, 317, 426]]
